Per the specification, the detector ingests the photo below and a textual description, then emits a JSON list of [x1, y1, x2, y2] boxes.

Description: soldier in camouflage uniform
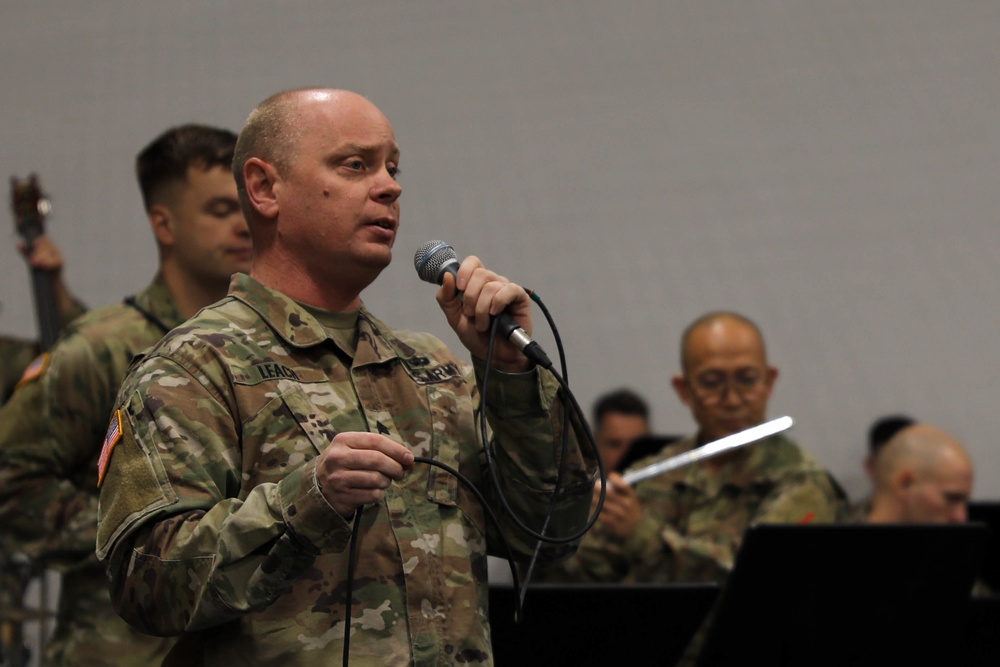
[[1, 234, 87, 403], [0, 124, 251, 666], [541, 312, 846, 667], [1, 336, 48, 403], [544, 311, 847, 583], [96, 89, 596, 666]]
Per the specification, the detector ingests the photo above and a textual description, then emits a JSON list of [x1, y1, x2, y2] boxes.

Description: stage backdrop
[[2, 1, 998, 501]]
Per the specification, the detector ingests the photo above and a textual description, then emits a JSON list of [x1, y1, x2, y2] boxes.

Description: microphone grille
[[413, 240, 457, 284]]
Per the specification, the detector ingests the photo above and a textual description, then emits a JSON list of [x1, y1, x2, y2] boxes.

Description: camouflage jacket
[[1, 336, 39, 404], [0, 296, 86, 404], [547, 432, 847, 584], [0, 275, 179, 666], [96, 273, 595, 667]]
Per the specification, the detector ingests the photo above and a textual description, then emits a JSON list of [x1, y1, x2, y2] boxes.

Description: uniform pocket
[[241, 384, 339, 487], [278, 385, 340, 456]]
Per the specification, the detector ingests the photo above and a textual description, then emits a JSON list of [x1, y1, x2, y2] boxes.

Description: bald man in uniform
[[95, 88, 596, 666], [866, 423, 973, 524], [545, 310, 847, 584]]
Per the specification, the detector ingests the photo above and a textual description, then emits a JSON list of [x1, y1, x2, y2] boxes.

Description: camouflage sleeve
[[0, 331, 116, 566], [745, 469, 847, 525], [621, 468, 846, 581], [97, 355, 355, 636], [58, 297, 88, 330], [534, 522, 633, 583], [625, 519, 734, 582], [0, 337, 39, 403], [474, 361, 597, 564]]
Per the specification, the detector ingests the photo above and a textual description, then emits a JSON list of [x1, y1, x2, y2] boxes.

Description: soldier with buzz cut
[[866, 422, 973, 525], [0, 123, 251, 666], [95, 88, 597, 666]]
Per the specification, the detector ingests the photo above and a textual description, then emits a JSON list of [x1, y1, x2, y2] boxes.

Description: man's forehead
[[686, 345, 766, 372], [301, 102, 399, 156], [682, 319, 765, 364]]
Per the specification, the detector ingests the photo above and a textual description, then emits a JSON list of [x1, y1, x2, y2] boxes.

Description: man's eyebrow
[[337, 142, 401, 158], [204, 195, 240, 209]]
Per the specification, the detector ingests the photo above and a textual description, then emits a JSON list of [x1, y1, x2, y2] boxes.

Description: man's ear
[[893, 469, 916, 497], [761, 365, 779, 400], [863, 455, 876, 482], [148, 204, 175, 248], [243, 157, 280, 219], [671, 374, 692, 407]]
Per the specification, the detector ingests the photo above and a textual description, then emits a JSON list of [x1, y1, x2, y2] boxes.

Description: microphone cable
[[342, 508, 364, 667], [513, 289, 584, 611], [339, 287, 607, 666], [478, 288, 607, 617]]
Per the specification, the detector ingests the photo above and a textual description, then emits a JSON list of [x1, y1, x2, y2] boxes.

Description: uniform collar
[[226, 273, 403, 365], [132, 272, 186, 330]]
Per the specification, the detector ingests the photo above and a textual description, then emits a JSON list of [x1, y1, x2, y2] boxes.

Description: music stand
[[489, 582, 719, 666], [696, 523, 989, 667], [968, 501, 1000, 592]]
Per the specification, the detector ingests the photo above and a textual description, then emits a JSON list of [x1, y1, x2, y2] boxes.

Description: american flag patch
[[15, 353, 50, 390], [97, 410, 123, 488]]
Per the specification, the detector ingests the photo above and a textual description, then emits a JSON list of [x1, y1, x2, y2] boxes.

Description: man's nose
[[373, 169, 402, 202]]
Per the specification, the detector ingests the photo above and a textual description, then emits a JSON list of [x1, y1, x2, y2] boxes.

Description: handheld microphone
[[413, 240, 552, 369]]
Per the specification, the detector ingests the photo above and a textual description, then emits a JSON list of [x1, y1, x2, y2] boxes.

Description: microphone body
[[414, 240, 552, 369]]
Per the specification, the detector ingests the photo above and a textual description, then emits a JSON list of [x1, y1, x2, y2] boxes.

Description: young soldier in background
[[0, 123, 251, 666]]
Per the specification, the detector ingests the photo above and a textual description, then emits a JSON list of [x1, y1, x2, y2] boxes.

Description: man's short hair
[[231, 89, 307, 213], [868, 414, 916, 457], [593, 388, 650, 425], [136, 124, 238, 210]]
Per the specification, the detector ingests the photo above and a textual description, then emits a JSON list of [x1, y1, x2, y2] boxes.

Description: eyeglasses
[[688, 370, 768, 405]]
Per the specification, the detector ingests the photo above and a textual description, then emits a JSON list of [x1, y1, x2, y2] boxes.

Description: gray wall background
[[2, 1, 998, 502]]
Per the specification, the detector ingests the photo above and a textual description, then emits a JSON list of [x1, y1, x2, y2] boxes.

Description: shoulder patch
[[15, 353, 50, 389], [97, 410, 123, 488]]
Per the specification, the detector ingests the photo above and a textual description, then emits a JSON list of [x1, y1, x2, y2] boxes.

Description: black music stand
[[696, 523, 989, 667], [968, 501, 1000, 592], [489, 582, 718, 666]]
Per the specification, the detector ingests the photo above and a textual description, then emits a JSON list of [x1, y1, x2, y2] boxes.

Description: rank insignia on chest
[[97, 410, 123, 488]]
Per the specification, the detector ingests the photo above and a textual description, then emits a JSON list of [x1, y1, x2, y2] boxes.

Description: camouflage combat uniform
[[96, 273, 595, 666], [549, 433, 847, 583], [1, 298, 86, 403], [1, 336, 39, 403], [0, 275, 179, 666]]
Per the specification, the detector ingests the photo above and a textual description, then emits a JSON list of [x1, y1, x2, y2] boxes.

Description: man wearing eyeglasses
[[544, 310, 847, 583]]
